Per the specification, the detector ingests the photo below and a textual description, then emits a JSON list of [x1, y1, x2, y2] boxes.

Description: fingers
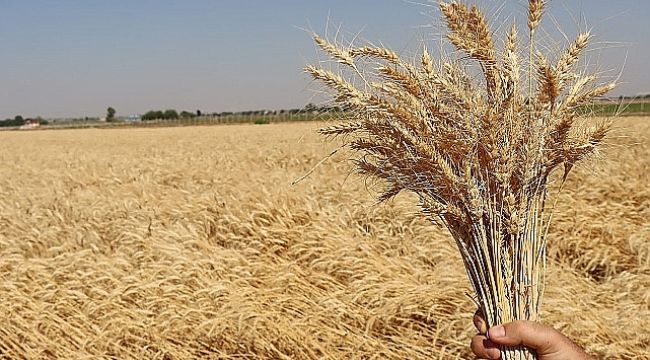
[[488, 320, 561, 353], [472, 309, 497, 359], [473, 309, 488, 334], [470, 334, 501, 360]]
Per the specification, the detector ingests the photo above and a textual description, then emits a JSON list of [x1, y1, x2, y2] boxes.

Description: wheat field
[[0, 117, 648, 359]]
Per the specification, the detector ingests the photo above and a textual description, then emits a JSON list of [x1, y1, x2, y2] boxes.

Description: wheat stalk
[[308, 1, 614, 359]]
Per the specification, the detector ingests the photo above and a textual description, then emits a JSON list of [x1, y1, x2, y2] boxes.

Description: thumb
[[488, 321, 561, 354]]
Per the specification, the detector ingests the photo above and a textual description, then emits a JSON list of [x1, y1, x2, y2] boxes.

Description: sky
[[1, 0, 649, 119]]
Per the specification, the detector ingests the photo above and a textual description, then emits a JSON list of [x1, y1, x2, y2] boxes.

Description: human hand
[[471, 310, 595, 360]]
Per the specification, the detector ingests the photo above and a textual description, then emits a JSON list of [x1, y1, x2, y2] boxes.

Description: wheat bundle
[[306, 1, 615, 359]]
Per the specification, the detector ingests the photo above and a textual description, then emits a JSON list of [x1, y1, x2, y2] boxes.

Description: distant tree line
[[141, 109, 200, 121], [0, 104, 344, 127], [0, 115, 48, 128], [213, 104, 342, 117], [618, 94, 650, 100], [138, 104, 341, 121]]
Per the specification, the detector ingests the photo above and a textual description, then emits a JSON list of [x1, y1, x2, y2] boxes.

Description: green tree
[[106, 107, 116, 122], [0, 116, 26, 127], [304, 103, 319, 112], [163, 109, 179, 120], [180, 110, 195, 119], [142, 110, 164, 121]]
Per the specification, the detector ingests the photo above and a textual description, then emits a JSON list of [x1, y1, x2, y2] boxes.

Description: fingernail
[[490, 325, 506, 339]]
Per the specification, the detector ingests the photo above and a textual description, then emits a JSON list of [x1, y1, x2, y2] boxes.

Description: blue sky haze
[[0, 0, 648, 118]]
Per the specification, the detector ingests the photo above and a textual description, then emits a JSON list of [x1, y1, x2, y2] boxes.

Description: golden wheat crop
[[308, 1, 622, 358], [0, 119, 648, 359]]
